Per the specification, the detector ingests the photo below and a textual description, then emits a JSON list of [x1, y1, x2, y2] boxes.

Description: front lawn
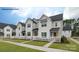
[[3, 38, 29, 43], [24, 40, 48, 46], [49, 39, 79, 51], [11, 39, 29, 43], [0, 41, 43, 52], [2, 39, 48, 46]]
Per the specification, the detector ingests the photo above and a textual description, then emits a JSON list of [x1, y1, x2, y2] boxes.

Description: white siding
[[4, 26, 13, 38], [25, 20, 33, 39], [62, 31, 71, 37], [16, 23, 25, 38]]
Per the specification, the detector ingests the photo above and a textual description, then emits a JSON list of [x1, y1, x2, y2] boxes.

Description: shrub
[[61, 36, 69, 43]]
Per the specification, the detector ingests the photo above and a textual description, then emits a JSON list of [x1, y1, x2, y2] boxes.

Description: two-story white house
[[16, 22, 25, 39], [0, 23, 16, 38], [25, 18, 38, 39], [25, 14, 63, 42]]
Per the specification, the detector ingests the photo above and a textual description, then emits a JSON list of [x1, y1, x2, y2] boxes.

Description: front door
[[53, 32, 58, 37]]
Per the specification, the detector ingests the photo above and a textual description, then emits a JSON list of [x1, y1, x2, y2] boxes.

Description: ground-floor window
[[41, 32, 47, 38], [27, 32, 31, 36], [7, 34, 10, 37], [19, 34, 20, 36], [33, 31, 38, 36]]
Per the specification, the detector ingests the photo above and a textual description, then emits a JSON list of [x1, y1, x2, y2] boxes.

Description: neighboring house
[[16, 22, 25, 39], [62, 25, 72, 37], [25, 18, 38, 39], [0, 23, 7, 38], [4, 25, 16, 38], [71, 22, 79, 36], [0, 23, 16, 38], [25, 14, 63, 42], [74, 23, 79, 32], [0, 13, 73, 42]]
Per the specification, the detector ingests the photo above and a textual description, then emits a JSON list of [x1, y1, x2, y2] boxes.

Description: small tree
[[61, 36, 69, 43]]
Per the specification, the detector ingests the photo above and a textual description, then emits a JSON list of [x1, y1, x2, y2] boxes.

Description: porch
[[25, 36, 61, 42]]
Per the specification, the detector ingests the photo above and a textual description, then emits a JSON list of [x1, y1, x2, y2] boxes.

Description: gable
[[40, 14, 48, 20], [17, 22, 25, 27], [4, 25, 12, 30]]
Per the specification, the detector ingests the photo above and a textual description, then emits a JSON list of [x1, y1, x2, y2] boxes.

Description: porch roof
[[32, 28, 38, 31], [50, 28, 59, 32]]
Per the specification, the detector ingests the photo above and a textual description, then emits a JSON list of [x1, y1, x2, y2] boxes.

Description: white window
[[7, 29, 10, 32], [7, 34, 10, 37], [27, 24, 31, 28], [27, 32, 31, 36], [41, 22, 47, 27], [41, 32, 47, 37], [0, 29, 1, 32], [55, 22, 57, 27], [19, 27, 20, 30]]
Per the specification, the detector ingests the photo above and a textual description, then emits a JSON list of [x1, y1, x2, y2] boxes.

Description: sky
[[0, 7, 79, 25], [64, 7, 79, 19], [0, 7, 64, 24]]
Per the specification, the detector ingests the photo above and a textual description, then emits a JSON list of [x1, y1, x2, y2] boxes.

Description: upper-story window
[[19, 27, 20, 30], [41, 20, 47, 27], [55, 22, 57, 27], [41, 32, 47, 38], [7, 29, 10, 32], [27, 24, 31, 28], [0, 29, 2, 32]]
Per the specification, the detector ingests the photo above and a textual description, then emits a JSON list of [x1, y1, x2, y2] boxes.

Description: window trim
[[41, 32, 47, 37], [27, 24, 31, 28], [27, 32, 31, 36], [41, 22, 47, 27], [7, 29, 10, 32]]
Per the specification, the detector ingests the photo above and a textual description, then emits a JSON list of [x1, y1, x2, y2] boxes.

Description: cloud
[[63, 7, 79, 19], [11, 7, 64, 22], [44, 8, 64, 16], [11, 8, 33, 17]]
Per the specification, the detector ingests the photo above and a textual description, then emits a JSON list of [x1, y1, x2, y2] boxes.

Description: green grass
[[3, 38, 29, 43], [0, 41, 43, 52], [49, 39, 79, 51], [24, 40, 48, 46], [2, 39, 48, 46], [12, 39, 29, 43]]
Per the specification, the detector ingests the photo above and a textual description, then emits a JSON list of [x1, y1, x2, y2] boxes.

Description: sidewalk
[[0, 40, 70, 52], [70, 38, 79, 44], [43, 40, 54, 48]]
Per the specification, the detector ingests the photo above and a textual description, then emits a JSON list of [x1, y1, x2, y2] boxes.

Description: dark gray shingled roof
[[31, 20, 37, 24], [63, 25, 72, 31], [0, 23, 7, 29], [8, 24, 16, 29], [32, 28, 38, 31], [49, 14, 63, 21], [18, 22, 25, 27], [50, 28, 59, 32], [26, 18, 38, 24], [0, 23, 16, 29]]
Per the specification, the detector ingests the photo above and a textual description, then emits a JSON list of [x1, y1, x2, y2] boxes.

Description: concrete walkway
[[70, 38, 79, 44], [22, 41, 30, 44], [43, 40, 54, 48], [0, 40, 70, 52]]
